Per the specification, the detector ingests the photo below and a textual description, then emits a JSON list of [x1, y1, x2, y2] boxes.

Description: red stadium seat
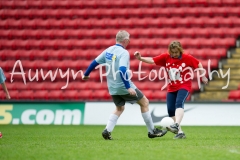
[[67, 82, 89, 90], [48, 90, 64, 100], [87, 82, 107, 90], [228, 7, 240, 17], [141, 90, 154, 100], [195, 0, 208, 6], [208, 27, 225, 38], [195, 38, 214, 48], [165, 28, 181, 38], [10, 82, 31, 91], [201, 59, 218, 69], [224, 27, 240, 38], [51, 1, 76, 9], [7, 90, 19, 100], [18, 90, 34, 100], [194, 28, 209, 38], [79, 90, 93, 100], [94, 90, 109, 100], [221, 0, 236, 6], [90, 71, 106, 82], [25, 0, 43, 9], [217, 16, 234, 27], [135, 81, 167, 90], [190, 48, 227, 59], [0, 1, 15, 9], [134, 82, 149, 90], [0, 50, 15, 60], [34, 90, 49, 100], [230, 16, 240, 27], [185, 7, 200, 17], [152, 90, 167, 100], [104, 0, 125, 8], [177, 28, 195, 38], [192, 81, 201, 92], [189, 17, 205, 27], [228, 90, 240, 100], [208, 0, 222, 6], [126, 0, 152, 8], [152, 0, 180, 7], [214, 37, 236, 48], [1, 60, 17, 72], [44, 82, 68, 90], [167, 7, 186, 17], [197, 7, 214, 17], [28, 82, 45, 90], [203, 17, 219, 27], [63, 90, 80, 100]]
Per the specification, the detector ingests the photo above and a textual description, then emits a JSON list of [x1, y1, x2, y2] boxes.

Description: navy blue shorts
[[166, 89, 189, 117]]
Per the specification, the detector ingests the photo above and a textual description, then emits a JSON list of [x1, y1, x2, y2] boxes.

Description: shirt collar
[[171, 55, 182, 59], [115, 44, 124, 48]]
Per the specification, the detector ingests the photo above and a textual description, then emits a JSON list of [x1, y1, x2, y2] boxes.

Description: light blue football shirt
[[95, 44, 136, 95], [0, 67, 6, 84]]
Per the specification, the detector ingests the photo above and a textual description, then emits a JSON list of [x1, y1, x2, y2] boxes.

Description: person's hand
[[82, 75, 90, 80], [6, 94, 11, 100], [134, 51, 142, 61], [202, 76, 208, 84], [128, 88, 137, 96]]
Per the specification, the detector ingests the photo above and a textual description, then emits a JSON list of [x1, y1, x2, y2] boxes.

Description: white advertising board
[[84, 102, 240, 126]]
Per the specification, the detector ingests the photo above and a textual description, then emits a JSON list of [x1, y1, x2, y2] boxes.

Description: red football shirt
[[153, 53, 199, 92]]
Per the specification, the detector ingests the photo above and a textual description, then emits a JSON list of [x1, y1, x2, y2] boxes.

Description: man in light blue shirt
[[0, 67, 10, 99], [82, 30, 167, 140]]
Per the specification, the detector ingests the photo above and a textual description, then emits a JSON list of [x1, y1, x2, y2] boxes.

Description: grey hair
[[116, 30, 130, 43]]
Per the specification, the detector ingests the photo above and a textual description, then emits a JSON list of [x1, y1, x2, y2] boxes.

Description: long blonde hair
[[168, 40, 184, 55]]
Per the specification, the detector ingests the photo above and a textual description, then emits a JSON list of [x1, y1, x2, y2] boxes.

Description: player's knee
[[139, 96, 149, 108], [116, 106, 125, 112], [175, 102, 184, 109]]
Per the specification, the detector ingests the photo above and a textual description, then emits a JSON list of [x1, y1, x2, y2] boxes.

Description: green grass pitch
[[0, 125, 240, 160]]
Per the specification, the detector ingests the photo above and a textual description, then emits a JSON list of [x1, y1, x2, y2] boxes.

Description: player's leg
[[174, 89, 189, 139], [105, 105, 124, 133], [166, 91, 179, 134], [137, 91, 167, 138], [175, 89, 189, 125], [102, 95, 125, 140], [137, 96, 154, 133]]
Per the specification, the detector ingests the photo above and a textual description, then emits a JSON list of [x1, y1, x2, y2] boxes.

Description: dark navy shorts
[[166, 89, 189, 117]]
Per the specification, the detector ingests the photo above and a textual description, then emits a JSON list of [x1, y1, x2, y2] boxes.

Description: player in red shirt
[[134, 40, 208, 139]]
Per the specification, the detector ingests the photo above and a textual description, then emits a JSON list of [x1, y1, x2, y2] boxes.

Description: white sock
[[178, 126, 183, 134], [105, 114, 119, 132], [142, 111, 154, 134]]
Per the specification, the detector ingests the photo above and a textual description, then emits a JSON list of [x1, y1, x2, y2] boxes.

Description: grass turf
[[0, 126, 240, 160]]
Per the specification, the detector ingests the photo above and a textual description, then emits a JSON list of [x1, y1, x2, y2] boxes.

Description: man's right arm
[[82, 51, 105, 80], [82, 60, 99, 80]]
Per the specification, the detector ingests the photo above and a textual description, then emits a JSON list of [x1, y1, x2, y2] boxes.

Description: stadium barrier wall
[[0, 102, 239, 126]]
